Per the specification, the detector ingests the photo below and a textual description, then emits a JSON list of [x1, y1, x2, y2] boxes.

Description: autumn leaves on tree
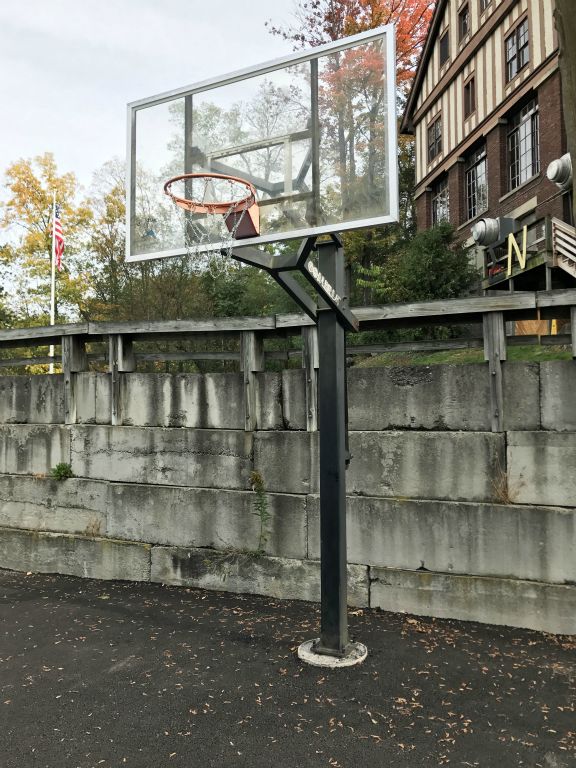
[[1, 2, 436, 326], [267, 0, 434, 93], [0, 154, 93, 323]]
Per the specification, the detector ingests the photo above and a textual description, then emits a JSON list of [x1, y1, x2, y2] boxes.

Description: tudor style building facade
[[401, 0, 574, 291]]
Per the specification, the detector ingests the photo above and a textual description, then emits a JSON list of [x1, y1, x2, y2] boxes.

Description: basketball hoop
[[164, 172, 260, 274]]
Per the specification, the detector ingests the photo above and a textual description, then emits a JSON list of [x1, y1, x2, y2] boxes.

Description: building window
[[480, 0, 492, 12], [505, 18, 529, 82], [439, 31, 450, 66], [428, 117, 442, 162], [507, 98, 539, 189], [459, 4, 470, 41], [432, 176, 450, 225], [464, 77, 476, 118], [465, 145, 488, 220]]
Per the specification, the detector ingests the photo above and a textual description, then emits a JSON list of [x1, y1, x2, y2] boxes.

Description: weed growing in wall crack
[[205, 471, 271, 581], [50, 463, 74, 481], [250, 470, 271, 554]]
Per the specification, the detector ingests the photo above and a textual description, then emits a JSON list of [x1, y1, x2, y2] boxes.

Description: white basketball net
[[167, 176, 254, 276]]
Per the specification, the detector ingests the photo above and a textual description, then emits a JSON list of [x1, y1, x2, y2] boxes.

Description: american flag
[[53, 204, 65, 270]]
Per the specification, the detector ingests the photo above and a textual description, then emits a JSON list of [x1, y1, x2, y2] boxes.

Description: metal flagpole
[[49, 191, 56, 374]]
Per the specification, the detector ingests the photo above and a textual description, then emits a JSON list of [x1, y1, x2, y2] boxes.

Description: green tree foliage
[[201, 263, 300, 318], [84, 159, 126, 319], [0, 286, 14, 327], [82, 161, 300, 323], [121, 258, 214, 321], [83, 160, 214, 323], [0, 153, 93, 323], [348, 135, 416, 304], [374, 222, 479, 304], [350, 224, 479, 346]]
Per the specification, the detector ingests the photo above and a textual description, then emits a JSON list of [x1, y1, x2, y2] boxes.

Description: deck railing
[[0, 289, 574, 432]]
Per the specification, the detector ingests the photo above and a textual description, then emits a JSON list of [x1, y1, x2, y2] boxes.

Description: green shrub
[[50, 462, 74, 481]]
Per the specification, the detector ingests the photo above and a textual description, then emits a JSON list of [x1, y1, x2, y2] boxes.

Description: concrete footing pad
[[297, 639, 368, 668]]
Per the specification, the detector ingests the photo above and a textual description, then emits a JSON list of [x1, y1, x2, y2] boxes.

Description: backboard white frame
[[125, 26, 398, 263]]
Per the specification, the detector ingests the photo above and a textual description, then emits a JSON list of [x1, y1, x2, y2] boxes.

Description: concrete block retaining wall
[[0, 361, 574, 635]]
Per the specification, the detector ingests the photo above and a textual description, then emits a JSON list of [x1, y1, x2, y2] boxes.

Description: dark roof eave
[[400, 0, 448, 134]]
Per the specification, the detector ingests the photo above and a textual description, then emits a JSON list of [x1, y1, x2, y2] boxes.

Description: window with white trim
[[439, 31, 450, 66], [431, 176, 450, 225], [505, 18, 529, 82], [465, 145, 488, 220], [459, 4, 470, 42], [507, 98, 539, 189], [428, 117, 442, 162], [464, 77, 476, 118]]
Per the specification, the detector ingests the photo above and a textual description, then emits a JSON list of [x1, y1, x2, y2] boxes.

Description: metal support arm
[[231, 236, 359, 332]]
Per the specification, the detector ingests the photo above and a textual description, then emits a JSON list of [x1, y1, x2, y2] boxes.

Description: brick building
[[401, 0, 574, 291]]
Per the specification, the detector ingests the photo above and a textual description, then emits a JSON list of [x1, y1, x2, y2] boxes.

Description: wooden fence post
[[302, 325, 319, 432], [241, 331, 264, 432], [483, 312, 506, 432], [61, 335, 87, 425], [109, 335, 136, 426]]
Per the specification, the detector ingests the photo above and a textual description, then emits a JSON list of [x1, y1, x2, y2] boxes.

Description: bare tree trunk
[[555, 1, 576, 223], [337, 109, 348, 211]]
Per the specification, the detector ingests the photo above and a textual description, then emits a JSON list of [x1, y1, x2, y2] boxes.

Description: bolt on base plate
[[297, 639, 368, 668]]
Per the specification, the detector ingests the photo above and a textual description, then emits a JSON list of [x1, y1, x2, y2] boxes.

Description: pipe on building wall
[[547, 153, 572, 191]]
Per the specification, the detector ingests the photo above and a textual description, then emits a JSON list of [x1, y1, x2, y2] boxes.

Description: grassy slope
[[354, 344, 573, 367]]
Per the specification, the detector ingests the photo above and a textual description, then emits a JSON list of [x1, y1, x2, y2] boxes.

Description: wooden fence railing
[[0, 290, 574, 432]]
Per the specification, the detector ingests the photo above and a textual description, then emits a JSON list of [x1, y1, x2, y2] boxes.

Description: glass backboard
[[126, 26, 397, 262]]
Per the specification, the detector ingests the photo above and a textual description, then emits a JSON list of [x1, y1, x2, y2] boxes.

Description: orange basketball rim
[[163, 172, 260, 238]]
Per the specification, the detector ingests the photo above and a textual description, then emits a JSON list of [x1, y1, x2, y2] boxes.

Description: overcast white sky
[[0, 0, 295, 191]]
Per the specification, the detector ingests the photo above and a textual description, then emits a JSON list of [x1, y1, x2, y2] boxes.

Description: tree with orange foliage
[[267, 0, 434, 97], [268, 0, 434, 304]]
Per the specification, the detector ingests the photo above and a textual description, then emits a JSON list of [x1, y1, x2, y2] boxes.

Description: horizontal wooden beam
[[346, 338, 485, 355], [0, 323, 89, 348], [0, 353, 107, 369], [89, 316, 276, 336], [137, 351, 240, 363], [0, 356, 56, 368], [536, 289, 576, 308], [265, 350, 301, 361], [537, 290, 576, 320], [275, 313, 315, 329], [355, 294, 537, 325], [3, 333, 569, 369], [1, 292, 575, 352]]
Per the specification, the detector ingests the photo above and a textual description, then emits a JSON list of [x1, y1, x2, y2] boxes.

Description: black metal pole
[[315, 239, 349, 656], [234, 236, 364, 664]]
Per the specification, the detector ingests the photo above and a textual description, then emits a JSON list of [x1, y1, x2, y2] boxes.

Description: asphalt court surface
[[1, 569, 575, 767]]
